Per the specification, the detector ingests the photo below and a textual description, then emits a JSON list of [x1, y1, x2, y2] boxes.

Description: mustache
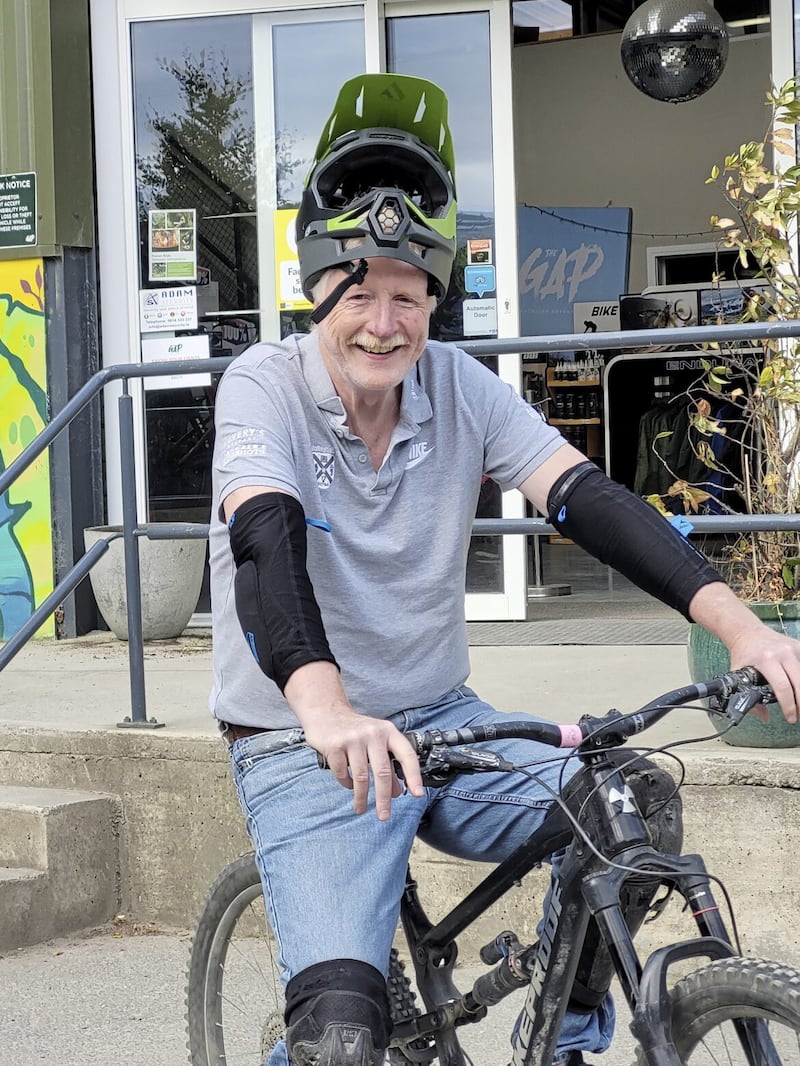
[[348, 332, 409, 352]]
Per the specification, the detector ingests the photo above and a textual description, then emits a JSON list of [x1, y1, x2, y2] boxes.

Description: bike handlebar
[[315, 667, 775, 783], [397, 667, 774, 780]]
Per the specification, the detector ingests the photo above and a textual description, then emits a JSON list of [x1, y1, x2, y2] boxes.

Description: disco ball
[[620, 0, 729, 104]]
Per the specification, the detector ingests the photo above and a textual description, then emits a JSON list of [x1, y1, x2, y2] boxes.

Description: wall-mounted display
[[517, 206, 631, 337], [148, 208, 197, 282]]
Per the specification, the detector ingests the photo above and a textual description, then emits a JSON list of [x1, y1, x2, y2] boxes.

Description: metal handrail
[[2, 318, 800, 726]]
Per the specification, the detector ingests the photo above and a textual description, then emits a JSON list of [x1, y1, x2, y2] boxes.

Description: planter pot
[[687, 601, 800, 747], [83, 525, 207, 641]]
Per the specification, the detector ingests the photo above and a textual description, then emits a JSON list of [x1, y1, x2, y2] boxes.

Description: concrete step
[[0, 786, 121, 952]]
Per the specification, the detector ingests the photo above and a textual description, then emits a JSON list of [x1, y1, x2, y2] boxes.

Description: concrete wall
[[512, 32, 772, 291], [1, 727, 799, 966]]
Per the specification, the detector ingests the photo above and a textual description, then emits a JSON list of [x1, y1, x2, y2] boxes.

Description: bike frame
[[392, 747, 778, 1066]]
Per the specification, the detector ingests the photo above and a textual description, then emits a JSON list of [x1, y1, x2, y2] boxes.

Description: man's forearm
[[284, 660, 355, 732], [687, 581, 765, 649]]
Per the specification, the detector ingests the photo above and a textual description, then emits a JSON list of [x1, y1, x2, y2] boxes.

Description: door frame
[[90, 0, 527, 620]]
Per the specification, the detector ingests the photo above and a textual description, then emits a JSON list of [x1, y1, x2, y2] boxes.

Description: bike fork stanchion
[[117, 385, 164, 729]]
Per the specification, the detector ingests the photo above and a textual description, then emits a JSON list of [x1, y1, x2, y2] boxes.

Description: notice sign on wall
[[139, 287, 198, 332], [274, 209, 312, 311], [0, 172, 37, 249], [148, 209, 197, 281]]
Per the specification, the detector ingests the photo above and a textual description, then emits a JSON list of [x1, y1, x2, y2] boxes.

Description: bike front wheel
[[638, 957, 800, 1064], [186, 852, 283, 1066], [186, 853, 433, 1066]]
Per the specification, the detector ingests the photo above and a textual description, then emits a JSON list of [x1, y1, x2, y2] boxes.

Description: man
[[209, 73, 800, 1066]]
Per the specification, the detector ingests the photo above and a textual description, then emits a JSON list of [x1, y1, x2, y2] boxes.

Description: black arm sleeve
[[546, 462, 722, 620], [227, 492, 338, 692]]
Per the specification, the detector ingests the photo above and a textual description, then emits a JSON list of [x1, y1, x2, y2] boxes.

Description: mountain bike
[[185, 666, 800, 1064]]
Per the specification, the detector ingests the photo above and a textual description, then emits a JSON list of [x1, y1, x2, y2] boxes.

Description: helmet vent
[[376, 197, 402, 236]]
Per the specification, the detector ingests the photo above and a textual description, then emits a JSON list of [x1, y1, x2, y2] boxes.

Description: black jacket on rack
[[634, 399, 724, 510]]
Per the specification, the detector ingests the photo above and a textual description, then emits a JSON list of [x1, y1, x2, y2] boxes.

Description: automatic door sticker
[[464, 265, 496, 298]]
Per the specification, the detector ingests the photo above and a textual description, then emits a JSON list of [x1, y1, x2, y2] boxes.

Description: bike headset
[[295, 72, 458, 323]]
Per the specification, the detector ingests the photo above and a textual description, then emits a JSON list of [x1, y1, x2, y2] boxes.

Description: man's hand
[[284, 661, 425, 819], [305, 709, 424, 819], [726, 626, 800, 724], [690, 582, 800, 723]]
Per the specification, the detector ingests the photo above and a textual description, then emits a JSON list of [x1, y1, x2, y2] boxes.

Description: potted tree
[[646, 79, 800, 746]]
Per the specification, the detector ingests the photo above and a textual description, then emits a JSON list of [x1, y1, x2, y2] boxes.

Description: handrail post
[[117, 384, 164, 729]]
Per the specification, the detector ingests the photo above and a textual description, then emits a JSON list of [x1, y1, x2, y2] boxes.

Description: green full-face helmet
[[296, 73, 458, 303]]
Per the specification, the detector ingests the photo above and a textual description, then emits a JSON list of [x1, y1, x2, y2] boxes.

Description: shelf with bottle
[[545, 356, 603, 388], [549, 417, 601, 426], [549, 389, 601, 422]]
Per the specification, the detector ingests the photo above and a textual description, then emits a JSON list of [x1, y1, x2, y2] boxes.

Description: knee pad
[[284, 959, 390, 1066], [569, 754, 683, 1011]]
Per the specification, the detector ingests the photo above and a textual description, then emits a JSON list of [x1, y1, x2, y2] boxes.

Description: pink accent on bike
[[559, 724, 583, 748]]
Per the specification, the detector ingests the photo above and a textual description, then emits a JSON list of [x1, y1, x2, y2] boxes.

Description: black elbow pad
[[546, 462, 722, 620], [228, 493, 338, 691]]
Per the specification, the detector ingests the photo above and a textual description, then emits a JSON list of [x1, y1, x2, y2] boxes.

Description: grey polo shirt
[[209, 331, 565, 728]]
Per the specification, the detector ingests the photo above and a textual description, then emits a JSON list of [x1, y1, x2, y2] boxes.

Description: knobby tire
[[186, 853, 430, 1065], [635, 957, 800, 1064]]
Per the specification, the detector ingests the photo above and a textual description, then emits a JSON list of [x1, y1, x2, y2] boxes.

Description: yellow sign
[[274, 209, 312, 311]]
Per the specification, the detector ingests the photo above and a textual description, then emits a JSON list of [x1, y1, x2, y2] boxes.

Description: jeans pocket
[[231, 727, 306, 778]]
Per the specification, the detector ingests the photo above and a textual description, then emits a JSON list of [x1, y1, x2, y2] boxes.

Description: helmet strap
[[309, 259, 369, 325]]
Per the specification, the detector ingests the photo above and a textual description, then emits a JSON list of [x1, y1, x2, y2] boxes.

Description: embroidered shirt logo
[[313, 450, 335, 488], [405, 441, 433, 469]]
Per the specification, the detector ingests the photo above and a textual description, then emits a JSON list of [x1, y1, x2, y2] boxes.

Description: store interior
[[131, 1, 777, 623]]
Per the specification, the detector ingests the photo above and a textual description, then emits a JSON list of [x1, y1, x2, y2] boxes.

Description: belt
[[222, 722, 269, 746]]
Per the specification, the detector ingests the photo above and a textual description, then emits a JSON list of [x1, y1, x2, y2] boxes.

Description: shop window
[[388, 11, 502, 593], [512, 0, 769, 46], [647, 242, 758, 288]]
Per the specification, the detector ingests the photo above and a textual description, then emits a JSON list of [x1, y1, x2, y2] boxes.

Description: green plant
[[646, 79, 800, 602]]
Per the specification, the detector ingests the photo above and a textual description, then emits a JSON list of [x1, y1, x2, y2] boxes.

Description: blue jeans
[[229, 686, 614, 1065]]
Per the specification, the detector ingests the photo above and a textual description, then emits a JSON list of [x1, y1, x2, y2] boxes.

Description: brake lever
[[712, 684, 775, 725], [394, 745, 515, 789]]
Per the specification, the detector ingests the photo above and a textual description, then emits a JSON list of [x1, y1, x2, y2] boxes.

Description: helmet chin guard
[[296, 75, 457, 302]]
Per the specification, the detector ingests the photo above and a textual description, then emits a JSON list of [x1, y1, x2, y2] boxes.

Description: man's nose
[[368, 297, 400, 337]]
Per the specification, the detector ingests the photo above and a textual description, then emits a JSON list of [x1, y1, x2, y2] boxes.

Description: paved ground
[[2, 621, 800, 1065], [0, 628, 719, 750], [0, 924, 642, 1066]]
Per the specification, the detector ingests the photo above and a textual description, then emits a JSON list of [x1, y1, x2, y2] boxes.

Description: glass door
[[127, 6, 365, 614], [385, 0, 527, 619], [251, 8, 367, 344], [95, 0, 524, 621]]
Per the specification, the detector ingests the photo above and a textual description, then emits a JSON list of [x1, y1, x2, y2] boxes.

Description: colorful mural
[[0, 259, 52, 640]]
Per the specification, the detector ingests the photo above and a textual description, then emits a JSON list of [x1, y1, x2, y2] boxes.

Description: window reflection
[[132, 16, 257, 614], [272, 15, 365, 338], [387, 12, 497, 345], [132, 16, 257, 318], [388, 14, 503, 591], [272, 16, 364, 209]]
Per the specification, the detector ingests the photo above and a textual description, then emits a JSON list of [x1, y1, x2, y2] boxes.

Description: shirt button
[[358, 453, 368, 464]]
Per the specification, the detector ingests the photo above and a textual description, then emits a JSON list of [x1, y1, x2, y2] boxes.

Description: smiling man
[[208, 73, 800, 1066]]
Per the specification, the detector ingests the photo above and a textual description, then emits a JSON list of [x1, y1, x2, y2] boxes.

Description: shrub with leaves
[[646, 79, 800, 601]]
